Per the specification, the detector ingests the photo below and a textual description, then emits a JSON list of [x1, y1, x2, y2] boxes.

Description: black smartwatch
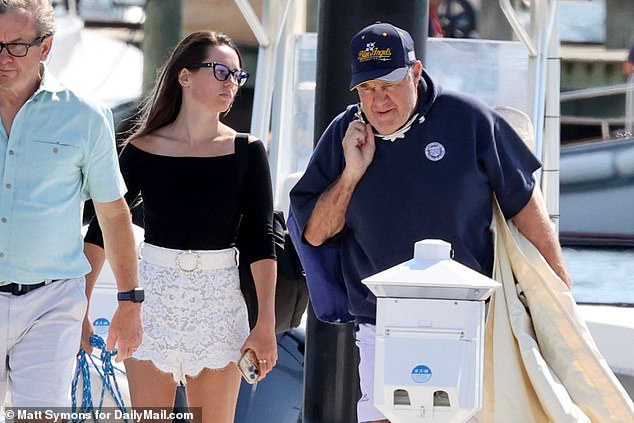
[[117, 287, 145, 303]]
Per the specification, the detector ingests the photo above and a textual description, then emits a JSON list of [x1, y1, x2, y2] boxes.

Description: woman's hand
[[243, 259, 277, 379], [240, 323, 278, 381]]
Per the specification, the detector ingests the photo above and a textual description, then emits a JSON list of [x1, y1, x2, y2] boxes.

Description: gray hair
[[406, 65, 416, 81], [0, 0, 56, 36]]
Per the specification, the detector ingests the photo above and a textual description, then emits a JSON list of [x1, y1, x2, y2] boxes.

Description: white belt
[[140, 243, 239, 272]]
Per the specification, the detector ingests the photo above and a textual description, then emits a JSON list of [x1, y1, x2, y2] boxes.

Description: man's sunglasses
[[188, 62, 249, 87], [0, 36, 45, 58]]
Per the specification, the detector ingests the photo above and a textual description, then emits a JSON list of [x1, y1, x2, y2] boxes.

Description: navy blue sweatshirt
[[290, 69, 540, 325]]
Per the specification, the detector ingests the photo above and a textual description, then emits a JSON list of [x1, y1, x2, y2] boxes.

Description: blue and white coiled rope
[[71, 334, 128, 423]]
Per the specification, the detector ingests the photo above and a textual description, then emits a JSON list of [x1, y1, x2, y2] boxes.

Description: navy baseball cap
[[349, 22, 417, 90]]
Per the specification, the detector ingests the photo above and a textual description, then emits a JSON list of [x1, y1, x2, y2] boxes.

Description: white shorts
[[0, 277, 87, 407], [134, 243, 250, 384], [355, 323, 387, 422]]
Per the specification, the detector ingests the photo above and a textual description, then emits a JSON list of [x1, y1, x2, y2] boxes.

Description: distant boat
[[46, 4, 143, 113], [560, 136, 634, 246], [559, 76, 634, 248]]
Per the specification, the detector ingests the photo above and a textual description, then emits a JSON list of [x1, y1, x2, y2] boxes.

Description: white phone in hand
[[238, 349, 260, 384]]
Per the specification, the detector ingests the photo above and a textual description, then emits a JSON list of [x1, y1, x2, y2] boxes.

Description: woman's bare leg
[[124, 358, 178, 421], [185, 364, 242, 423]]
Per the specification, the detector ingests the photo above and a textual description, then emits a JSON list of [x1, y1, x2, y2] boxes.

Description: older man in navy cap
[[289, 22, 571, 422]]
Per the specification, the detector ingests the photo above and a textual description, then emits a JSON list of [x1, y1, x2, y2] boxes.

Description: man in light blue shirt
[[0, 0, 142, 406]]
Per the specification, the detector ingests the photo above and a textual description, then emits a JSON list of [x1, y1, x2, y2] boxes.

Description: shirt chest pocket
[[21, 139, 84, 204], [21, 139, 83, 192], [27, 139, 82, 169]]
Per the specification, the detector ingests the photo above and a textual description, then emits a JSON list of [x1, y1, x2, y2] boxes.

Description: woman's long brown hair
[[128, 31, 243, 142]]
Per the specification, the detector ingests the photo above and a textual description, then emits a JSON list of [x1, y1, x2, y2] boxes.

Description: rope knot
[[71, 334, 128, 423]]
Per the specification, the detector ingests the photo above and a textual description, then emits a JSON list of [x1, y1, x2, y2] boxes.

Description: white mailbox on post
[[362, 239, 501, 423]]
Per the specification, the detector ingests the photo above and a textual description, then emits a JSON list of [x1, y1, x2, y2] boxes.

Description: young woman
[[84, 31, 277, 422]]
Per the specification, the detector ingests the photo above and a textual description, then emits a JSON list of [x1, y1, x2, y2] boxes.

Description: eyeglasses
[[0, 36, 46, 58], [188, 62, 249, 87]]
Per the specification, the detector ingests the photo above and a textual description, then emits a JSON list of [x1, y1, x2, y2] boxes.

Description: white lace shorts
[[133, 243, 250, 384]]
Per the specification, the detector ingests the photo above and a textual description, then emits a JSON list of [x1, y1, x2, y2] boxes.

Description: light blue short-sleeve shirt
[[0, 67, 126, 284]]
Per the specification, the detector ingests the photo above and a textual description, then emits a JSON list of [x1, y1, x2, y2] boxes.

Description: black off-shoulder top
[[84, 138, 276, 264]]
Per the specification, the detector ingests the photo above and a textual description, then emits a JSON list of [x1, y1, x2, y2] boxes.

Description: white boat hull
[[578, 304, 634, 399]]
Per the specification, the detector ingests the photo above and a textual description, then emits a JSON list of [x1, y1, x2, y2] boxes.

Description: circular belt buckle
[[176, 250, 200, 272]]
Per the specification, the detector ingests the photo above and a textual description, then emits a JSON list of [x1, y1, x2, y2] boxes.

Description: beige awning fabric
[[481, 199, 634, 422]]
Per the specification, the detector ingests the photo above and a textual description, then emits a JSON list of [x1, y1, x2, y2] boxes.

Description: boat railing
[[560, 83, 634, 102], [629, 75, 634, 134], [560, 79, 634, 139]]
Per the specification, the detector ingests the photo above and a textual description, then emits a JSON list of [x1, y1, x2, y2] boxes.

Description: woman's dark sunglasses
[[189, 62, 249, 87]]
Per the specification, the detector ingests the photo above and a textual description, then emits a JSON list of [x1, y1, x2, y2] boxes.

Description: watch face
[[133, 288, 145, 302]]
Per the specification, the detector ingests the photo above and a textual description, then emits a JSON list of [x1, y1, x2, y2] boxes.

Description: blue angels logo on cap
[[357, 42, 392, 63]]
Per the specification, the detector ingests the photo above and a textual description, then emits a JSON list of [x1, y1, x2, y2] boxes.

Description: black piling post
[[303, 2, 429, 422]]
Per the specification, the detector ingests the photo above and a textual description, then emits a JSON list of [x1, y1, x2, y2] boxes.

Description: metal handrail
[[560, 116, 628, 124], [561, 78, 634, 135], [560, 83, 634, 102], [626, 75, 633, 133], [234, 0, 270, 47], [499, 0, 537, 56]]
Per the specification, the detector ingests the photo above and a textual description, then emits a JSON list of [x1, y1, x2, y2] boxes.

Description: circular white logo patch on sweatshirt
[[425, 142, 446, 161]]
